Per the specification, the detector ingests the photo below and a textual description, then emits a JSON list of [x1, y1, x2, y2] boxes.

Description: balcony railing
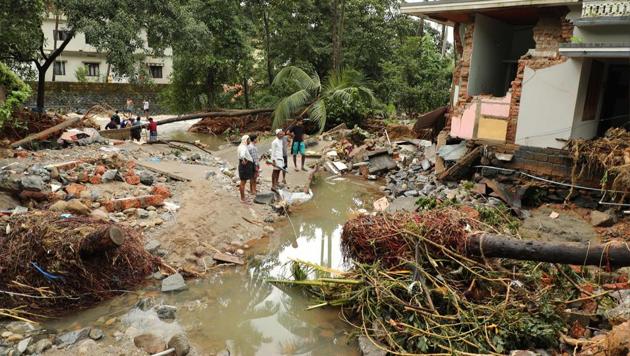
[[582, 0, 630, 17]]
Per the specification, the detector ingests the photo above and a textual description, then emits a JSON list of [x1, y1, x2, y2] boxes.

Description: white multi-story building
[[42, 15, 173, 84]]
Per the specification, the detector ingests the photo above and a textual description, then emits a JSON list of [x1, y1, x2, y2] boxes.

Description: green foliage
[[0, 63, 31, 125], [74, 66, 88, 83], [0, 0, 44, 78], [379, 35, 452, 114], [271, 66, 376, 131], [476, 203, 520, 234]]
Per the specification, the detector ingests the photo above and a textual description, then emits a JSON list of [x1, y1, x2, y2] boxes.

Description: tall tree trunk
[[51, 13, 59, 82], [35, 28, 76, 112], [105, 62, 111, 83], [440, 24, 448, 56], [243, 77, 250, 109], [331, 0, 345, 73], [263, 9, 273, 86], [418, 18, 425, 38]]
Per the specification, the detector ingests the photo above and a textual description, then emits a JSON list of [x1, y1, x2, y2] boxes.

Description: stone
[[76, 338, 97, 354], [104, 318, 116, 326], [403, 190, 419, 197], [21, 175, 45, 191], [386, 197, 418, 213], [591, 210, 616, 227], [1, 331, 12, 338], [161, 273, 187, 292], [168, 334, 191, 356], [254, 193, 275, 205], [16, 338, 30, 353], [125, 174, 141, 185], [147, 206, 157, 211], [151, 185, 171, 198], [358, 335, 386, 356], [152, 271, 165, 280], [31, 338, 52, 353], [139, 171, 154, 186], [88, 328, 104, 340], [133, 334, 166, 354], [66, 199, 91, 215], [6, 334, 23, 342], [136, 208, 149, 219], [101, 169, 120, 183], [55, 327, 91, 347], [65, 183, 87, 197], [123, 208, 137, 215], [144, 240, 161, 253], [156, 305, 177, 320]]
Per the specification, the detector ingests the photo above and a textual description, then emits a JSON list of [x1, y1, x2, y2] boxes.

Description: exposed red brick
[[65, 183, 87, 197], [103, 194, 165, 212], [78, 172, 89, 183], [89, 175, 102, 185], [94, 165, 107, 176], [14, 151, 29, 159], [125, 175, 140, 185], [151, 184, 171, 199], [19, 190, 51, 201]]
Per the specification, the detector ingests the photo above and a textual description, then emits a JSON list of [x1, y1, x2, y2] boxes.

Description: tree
[[271, 66, 376, 131], [1, 0, 181, 111], [0, 63, 32, 125]]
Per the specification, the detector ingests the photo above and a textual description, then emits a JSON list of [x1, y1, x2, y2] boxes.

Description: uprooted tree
[[0, 0, 182, 112]]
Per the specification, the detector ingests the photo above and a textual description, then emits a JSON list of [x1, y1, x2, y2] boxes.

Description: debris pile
[[0, 211, 158, 318], [272, 208, 624, 355], [566, 127, 630, 198]]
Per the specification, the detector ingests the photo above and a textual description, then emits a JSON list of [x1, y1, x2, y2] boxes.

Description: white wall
[[515, 59, 585, 148], [41, 18, 172, 84], [566, 8, 630, 43]]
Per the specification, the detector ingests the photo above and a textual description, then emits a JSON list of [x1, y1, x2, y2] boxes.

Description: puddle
[[45, 174, 380, 355]]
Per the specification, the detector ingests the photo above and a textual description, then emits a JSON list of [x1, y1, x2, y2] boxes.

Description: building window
[[53, 61, 66, 76], [148, 64, 163, 79], [85, 63, 100, 77], [54, 29, 72, 42]]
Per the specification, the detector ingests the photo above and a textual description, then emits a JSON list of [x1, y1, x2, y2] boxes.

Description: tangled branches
[[271, 209, 614, 354], [0, 211, 158, 319]]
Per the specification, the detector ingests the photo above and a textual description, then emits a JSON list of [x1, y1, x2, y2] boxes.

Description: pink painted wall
[[450, 102, 476, 139], [479, 93, 511, 118]]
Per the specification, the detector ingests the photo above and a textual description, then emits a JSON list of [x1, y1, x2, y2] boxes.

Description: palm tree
[[271, 66, 377, 131]]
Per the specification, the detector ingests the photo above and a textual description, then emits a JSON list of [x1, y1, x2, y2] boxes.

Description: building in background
[[402, 0, 629, 149], [42, 15, 172, 84]]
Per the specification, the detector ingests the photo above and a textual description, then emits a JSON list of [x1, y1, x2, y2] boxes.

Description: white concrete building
[[42, 15, 173, 84]]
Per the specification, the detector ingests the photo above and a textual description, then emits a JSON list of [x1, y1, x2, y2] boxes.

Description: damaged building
[[403, 0, 630, 197]]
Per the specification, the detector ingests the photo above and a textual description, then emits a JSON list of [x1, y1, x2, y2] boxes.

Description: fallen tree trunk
[[437, 146, 481, 181], [79, 226, 125, 257], [467, 234, 630, 268], [11, 117, 81, 148], [156, 108, 273, 126]]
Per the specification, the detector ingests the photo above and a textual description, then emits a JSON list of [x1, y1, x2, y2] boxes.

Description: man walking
[[248, 134, 260, 195], [281, 129, 289, 185], [131, 117, 142, 142], [289, 119, 307, 171], [271, 129, 285, 192]]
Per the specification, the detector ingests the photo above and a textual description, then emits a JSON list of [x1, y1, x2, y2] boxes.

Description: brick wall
[[26, 82, 169, 114]]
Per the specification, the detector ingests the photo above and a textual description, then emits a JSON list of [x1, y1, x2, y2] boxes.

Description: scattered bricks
[[94, 165, 107, 176], [65, 183, 87, 197], [125, 175, 141, 185], [151, 185, 171, 199], [89, 175, 102, 185], [78, 172, 89, 183], [14, 151, 29, 159], [126, 161, 137, 170], [104, 195, 165, 212]]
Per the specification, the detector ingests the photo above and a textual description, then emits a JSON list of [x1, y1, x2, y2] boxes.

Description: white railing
[[582, 0, 630, 17]]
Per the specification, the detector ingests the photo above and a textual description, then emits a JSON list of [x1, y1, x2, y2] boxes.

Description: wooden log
[[11, 117, 81, 148], [155, 108, 273, 126], [79, 226, 125, 257], [437, 146, 481, 181], [133, 161, 190, 182], [466, 234, 630, 268]]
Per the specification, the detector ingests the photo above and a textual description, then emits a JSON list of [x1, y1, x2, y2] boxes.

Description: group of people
[[237, 119, 308, 204], [104, 110, 158, 142]]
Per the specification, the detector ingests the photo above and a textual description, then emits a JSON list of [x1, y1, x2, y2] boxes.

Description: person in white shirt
[[271, 129, 284, 191], [143, 99, 150, 118], [237, 135, 254, 203]]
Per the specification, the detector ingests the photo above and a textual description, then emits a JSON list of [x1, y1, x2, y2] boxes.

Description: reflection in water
[[165, 130, 230, 151], [45, 178, 379, 355]]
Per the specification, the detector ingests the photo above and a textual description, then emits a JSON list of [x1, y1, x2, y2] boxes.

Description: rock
[[6, 334, 23, 342], [21, 175, 45, 191], [1, 331, 12, 338], [133, 333, 166, 354], [254, 193, 275, 205], [606, 300, 630, 325], [66, 199, 91, 215], [88, 328, 104, 340], [263, 225, 275, 233], [144, 239, 161, 253], [147, 205, 157, 211], [136, 208, 149, 219], [101, 169, 120, 183], [151, 185, 171, 199], [509, 352, 537, 356], [49, 200, 69, 212], [161, 273, 187, 292], [76, 338, 97, 354], [403, 190, 419, 197], [31, 338, 52, 353], [152, 271, 165, 280], [156, 305, 177, 320], [168, 334, 191, 356], [104, 318, 116, 326], [16, 337, 30, 353], [55, 327, 91, 347], [358, 335, 386, 356], [139, 171, 154, 186], [386, 197, 418, 213], [591, 210, 616, 227]]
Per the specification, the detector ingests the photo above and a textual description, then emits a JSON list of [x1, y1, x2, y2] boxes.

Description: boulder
[[21, 175, 45, 191], [65, 199, 91, 215], [88, 328, 104, 340], [161, 273, 187, 292], [156, 305, 177, 320], [168, 334, 191, 356], [55, 327, 91, 347], [591, 210, 616, 227], [31, 338, 53, 353], [133, 334, 166, 354]]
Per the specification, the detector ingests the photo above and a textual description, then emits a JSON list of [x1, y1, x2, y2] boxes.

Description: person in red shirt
[[148, 117, 158, 142]]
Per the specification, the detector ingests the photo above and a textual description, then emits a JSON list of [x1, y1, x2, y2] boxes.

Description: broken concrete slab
[[385, 196, 418, 213], [437, 142, 467, 161], [368, 153, 397, 174]]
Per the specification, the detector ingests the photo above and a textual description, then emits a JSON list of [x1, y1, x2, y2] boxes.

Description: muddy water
[[46, 176, 380, 355]]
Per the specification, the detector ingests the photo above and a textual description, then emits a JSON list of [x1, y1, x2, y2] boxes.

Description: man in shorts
[[289, 119, 307, 171]]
